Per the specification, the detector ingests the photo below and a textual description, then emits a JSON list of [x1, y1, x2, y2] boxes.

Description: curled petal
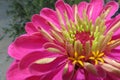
[[29, 56, 67, 75], [19, 50, 60, 69]]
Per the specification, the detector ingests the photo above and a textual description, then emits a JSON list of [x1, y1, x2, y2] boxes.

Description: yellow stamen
[[74, 51, 78, 58], [98, 53, 104, 57], [89, 51, 104, 65], [73, 60, 77, 64], [97, 58, 104, 63], [95, 60, 98, 65], [89, 57, 95, 60], [78, 60, 84, 67], [78, 56, 85, 59], [68, 52, 85, 66]]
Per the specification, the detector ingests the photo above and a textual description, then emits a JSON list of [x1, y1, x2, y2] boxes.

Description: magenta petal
[[25, 22, 38, 34], [63, 62, 74, 80], [42, 63, 65, 80], [105, 73, 120, 80], [87, 0, 104, 22], [87, 72, 102, 80], [111, 16, 120, 39], [55, 0, 74, 21], [19, 50, 60, 69], [25, 76, 41, 80], [29, 56, 66, 75], [106, 14, 120, 40], [107, 48, 120, 61], [73, 69, 85, 80], [106, 14, 120, 32], [78, 1, 88, 18], [32, 14, 51, 33], [6, 61, 32, 80], [112, 33, 120, 40], [97, 66, 106, 78], [8, 33, 48, 60], [65, 3, 74, 21], [40, 8, 60, 28], [103, 1, 119, 20]]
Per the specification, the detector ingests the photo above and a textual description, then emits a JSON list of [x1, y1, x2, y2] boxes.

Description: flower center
[[41, 9, 120, 68], [75, 31, 94, 45]]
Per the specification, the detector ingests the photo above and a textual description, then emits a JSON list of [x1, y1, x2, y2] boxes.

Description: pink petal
[[73, 69, 85, 80], [55, 0, 74, 22], [106, 14, 120, 37], [103, 1, 119, 20], [29, 56, 66, 75], [25, 22, 38, 34], [41, 63, 65, 80], [111, 16, 120, 40], [96, 66, 106, 78], [87, 72, 102, 80], [112, 32, 120, 40], [40, 8, 60, 28], [19, 50, 60, 69], [65, 3, 74, 21], [106, 14, 120, 29], [63, 62, 74, 80], [87, 0, 104, 22], [105, 73, 120, 80], [73, 69, 103, 80], [32, 14, 51, 33], [25, 76, 41, 80], [6, 61, 32, 80], [78, 1, 88, 18], [8, 33, 48, 60], [107, 48, 120, 61]]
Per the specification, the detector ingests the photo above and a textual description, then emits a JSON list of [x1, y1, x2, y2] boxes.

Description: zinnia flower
[[7, 0, 120, 80]]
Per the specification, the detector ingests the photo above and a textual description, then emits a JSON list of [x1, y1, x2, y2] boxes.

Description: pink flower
[[7, 0, 120, 80]]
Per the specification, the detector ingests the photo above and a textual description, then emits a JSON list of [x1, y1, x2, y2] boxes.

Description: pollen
[[89, 51, 104, 65], [68, 52, 85, 67]]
